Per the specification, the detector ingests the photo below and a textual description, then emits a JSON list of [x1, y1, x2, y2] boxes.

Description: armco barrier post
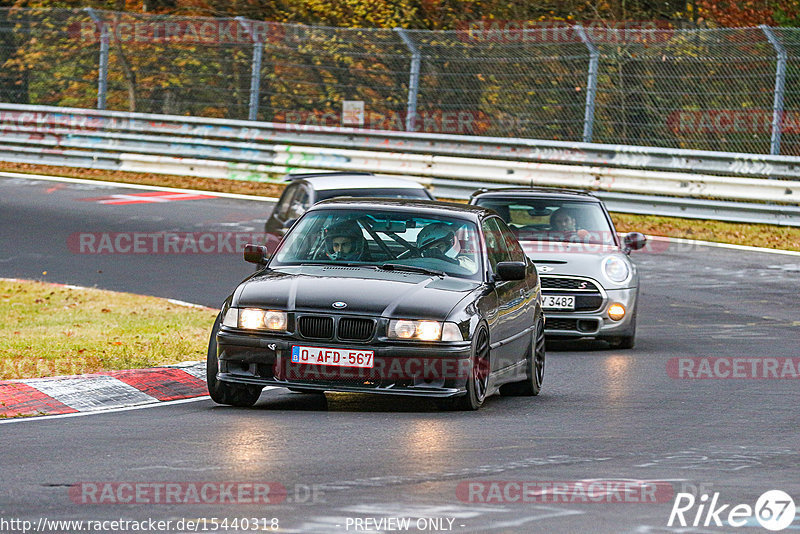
[[761, 25, 787, 157], [574, 25, 599, 144], [84, 8, 109, 110], [236, 17, 264, 121], [394, 28, 421, 132]]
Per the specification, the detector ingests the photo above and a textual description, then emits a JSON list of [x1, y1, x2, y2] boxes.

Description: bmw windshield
[[271, 209, 483, 281]]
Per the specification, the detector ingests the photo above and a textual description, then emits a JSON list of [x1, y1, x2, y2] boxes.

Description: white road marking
[[0, 396, 211, 424], [0, 171, 279, 202], [0, 386, 279, 424], [645, 235, 800, 257]]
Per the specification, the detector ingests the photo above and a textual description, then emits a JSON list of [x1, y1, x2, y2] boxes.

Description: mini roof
[[471, 187, 601, 202]]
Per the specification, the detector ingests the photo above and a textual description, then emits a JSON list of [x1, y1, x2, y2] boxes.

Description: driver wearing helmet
[[417, 222, 477, 271], [324, 221, 367, 261]]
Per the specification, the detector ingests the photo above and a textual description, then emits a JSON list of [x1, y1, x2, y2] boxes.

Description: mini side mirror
[[495, 261, 527, 281], [243, 243, 269, 265], [623, 232, 647, 252]]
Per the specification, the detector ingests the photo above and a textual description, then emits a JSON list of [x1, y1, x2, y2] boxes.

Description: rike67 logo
[[668, 490, 796, 531]]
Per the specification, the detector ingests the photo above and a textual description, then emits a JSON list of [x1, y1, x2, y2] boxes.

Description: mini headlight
[[388, 320, 449, 341], [603, 256, 631, 283], [237, 308, 287, 331]]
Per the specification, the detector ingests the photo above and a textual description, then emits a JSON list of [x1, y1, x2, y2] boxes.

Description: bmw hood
[[232, 266, 481, 319], [519, 243, 638, 288]]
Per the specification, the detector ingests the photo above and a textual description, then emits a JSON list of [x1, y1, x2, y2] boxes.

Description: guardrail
[[1, 103, 799, 226]]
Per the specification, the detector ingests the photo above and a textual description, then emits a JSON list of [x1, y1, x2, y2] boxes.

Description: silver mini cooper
[[470, 188, 646, 349]]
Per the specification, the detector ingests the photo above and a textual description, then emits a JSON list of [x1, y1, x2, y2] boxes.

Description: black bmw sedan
[[208, 199, 544, 410]]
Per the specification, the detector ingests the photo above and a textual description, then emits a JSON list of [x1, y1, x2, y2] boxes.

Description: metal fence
[[2, 8, 800, 155]]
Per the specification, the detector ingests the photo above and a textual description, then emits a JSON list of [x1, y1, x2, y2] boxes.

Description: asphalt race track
[[1, 175, 799, 533]]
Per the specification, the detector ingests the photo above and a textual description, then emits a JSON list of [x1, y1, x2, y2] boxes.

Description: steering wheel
[[421, 248, 460, 265]]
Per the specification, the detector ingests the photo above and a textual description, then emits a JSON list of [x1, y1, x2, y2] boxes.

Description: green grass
[[611, 213, 800, 252], [0, 279, 217, 380]]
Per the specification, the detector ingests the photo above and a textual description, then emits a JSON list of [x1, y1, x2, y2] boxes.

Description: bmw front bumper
[[215, 329, 474, 397]]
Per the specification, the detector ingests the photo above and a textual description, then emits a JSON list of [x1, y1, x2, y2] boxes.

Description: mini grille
[[298, 316, 334, 339], [338, 318, 374, 341], [541, 277, 600, 291], [546, 318, 579, 331], [576, 295, 603, 311]]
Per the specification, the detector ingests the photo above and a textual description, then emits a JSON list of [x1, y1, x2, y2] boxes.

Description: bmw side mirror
[[495, 261, 526, 281], [243, 243, 270, 265], [623, 232, 647, 253]]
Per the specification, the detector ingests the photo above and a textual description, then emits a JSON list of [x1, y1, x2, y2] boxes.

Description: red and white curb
[[0, 361, 207, 418], [0, 278, 216, 419]]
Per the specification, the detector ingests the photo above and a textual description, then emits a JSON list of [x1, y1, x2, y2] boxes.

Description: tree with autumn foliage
[[1, 0, 798, 154]]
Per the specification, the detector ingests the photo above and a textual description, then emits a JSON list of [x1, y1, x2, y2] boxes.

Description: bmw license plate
[[542, 295, 575, 310], [291, 345, 374, 368]]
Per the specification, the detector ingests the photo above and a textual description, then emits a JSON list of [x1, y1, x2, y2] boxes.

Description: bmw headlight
[[223, 308, 287, 331], [603, 256, 631, 283], [388, 320, 463, 342]]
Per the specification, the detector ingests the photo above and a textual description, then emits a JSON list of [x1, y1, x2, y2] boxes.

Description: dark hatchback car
[[263, 172, 434, 251], [208, 199, 544, 410], [470, 188, 646, 349]]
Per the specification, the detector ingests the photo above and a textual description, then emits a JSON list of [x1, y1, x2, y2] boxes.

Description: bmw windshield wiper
[[297, 261, 377, 268], [377, 263, 446, 277]]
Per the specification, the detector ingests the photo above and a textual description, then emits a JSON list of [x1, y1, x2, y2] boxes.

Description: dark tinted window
[[481, 218, 512, 272]]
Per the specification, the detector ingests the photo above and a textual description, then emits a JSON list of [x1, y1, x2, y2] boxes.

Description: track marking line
[[0, 395, 211, 423], [81, 191, 218, 205], [644, 235, 800, 257], [0, 170, 279, 202]]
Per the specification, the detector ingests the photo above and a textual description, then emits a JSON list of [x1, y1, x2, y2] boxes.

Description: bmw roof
[[308, 197, 497, 220]]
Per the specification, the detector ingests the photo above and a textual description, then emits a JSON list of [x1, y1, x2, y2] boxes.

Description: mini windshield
[[271, 209, 483, 280], [474, 198, 616, 245]]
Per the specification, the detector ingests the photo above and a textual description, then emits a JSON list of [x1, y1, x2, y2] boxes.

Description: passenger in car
[[418, 223, 478, 272]]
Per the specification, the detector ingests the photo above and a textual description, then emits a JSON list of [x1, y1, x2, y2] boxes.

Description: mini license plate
[[542, 295, 575, 310], [291, 346, 374, 368]]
